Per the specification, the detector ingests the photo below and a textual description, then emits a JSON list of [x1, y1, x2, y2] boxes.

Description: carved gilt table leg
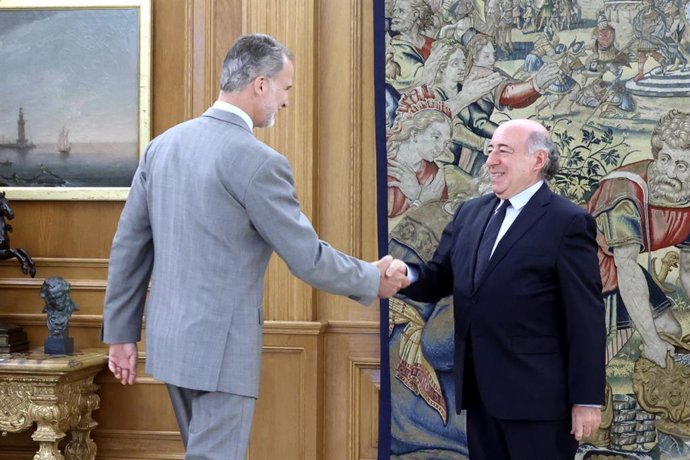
[[29, 403, 65, 460], [0, 349, 108, 457], [64, 380, 100, 460]]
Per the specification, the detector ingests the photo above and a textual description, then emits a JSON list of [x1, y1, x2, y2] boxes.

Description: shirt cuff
[[406, 264, 418, 283]]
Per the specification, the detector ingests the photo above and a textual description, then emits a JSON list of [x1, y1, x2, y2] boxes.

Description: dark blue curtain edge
[[373, 0, 391, 458]]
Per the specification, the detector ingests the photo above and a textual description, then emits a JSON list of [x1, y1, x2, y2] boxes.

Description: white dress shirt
[[490, 180, 544, 256], [212, 100, 254, 131]]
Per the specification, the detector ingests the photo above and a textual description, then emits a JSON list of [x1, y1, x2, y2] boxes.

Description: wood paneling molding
[[348, 0, 364, 258], [0, 313, 103, 328], [328, 320, 379, 335], [0, 279, 106, 290], [94, 429, 184, 460], [359, 0, 379, 264], [186, 0, 215, 117], [264, 320, 327, 335]]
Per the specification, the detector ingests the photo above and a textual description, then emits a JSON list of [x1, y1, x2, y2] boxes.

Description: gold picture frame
[[0, 0, 151, 200]]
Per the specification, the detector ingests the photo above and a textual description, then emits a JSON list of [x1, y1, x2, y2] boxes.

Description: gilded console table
[[0, 348, 108, 460]]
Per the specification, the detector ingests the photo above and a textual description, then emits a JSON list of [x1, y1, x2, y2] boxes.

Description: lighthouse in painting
[[0, 108, 36, 152]]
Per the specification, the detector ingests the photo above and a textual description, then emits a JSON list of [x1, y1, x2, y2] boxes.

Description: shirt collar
[[212, 101, 253, 131], [502, 180, 544, 210]]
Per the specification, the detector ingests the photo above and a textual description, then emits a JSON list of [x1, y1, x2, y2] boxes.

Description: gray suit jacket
[[102, 108, 380, 397]]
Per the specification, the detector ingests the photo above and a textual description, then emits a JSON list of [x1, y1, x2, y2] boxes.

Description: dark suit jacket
[[401, 183, 606, 421]]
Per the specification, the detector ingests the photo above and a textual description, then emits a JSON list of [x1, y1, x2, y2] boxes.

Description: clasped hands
[[373, 255, 410, 298]]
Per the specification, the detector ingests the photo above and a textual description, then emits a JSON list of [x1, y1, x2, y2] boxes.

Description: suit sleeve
[[399, 204, 459, 303], [244, 154, 380, 305], [101, 148, 155, 344], [558, 212, 607, 406]]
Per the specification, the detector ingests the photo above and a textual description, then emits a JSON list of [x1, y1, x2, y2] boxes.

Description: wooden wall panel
[[3, 201, 121, 259], [0, 0, 382, 458], [323, 322, 380, 460], [94, 358, 185, 459], [317, 0, 379, 322], [244, 0, 320, 322], [152, 0, 188, 133], [353, 363, 380, 460], [250, 322, 324, 460]]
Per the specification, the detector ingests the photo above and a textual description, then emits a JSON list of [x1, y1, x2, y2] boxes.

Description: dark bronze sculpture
[[0, 191, 36, 277], [0, 190, 33, 353], [41, 277, 79, 354]]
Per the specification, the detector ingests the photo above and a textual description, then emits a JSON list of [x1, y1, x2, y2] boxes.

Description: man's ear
[[253, 76, 267, 95], [534, 149, 548, 170]]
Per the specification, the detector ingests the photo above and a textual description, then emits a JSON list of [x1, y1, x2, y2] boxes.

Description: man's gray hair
[[220, 34, 293, 92], [526, 130, 559, 180]]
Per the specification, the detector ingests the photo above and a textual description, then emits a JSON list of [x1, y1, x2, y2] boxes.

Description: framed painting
[[0, 0, 151, 200]]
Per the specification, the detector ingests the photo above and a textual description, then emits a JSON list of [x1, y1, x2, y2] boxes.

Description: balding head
[[496, 119, 548, 138], [494, 119, 559, 180]]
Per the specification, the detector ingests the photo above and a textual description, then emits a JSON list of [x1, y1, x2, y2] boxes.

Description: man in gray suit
[[102, 34, 407, 459]]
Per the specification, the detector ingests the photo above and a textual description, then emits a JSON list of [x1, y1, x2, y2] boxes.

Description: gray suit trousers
[[167, 384, 256, 460]]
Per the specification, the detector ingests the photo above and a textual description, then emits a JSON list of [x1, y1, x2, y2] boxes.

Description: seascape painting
[[0, 1, 150, 199], [381, 0, 690, 458]]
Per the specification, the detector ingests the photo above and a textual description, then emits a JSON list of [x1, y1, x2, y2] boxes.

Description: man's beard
[[649, 163, 690, 205], [256, 110, 276, 128], [262, 113, 276, 128]]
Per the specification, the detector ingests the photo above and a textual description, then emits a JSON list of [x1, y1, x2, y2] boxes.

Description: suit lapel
[[473, 184, 552, 290]]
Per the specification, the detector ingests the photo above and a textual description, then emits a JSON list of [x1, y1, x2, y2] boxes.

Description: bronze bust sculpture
[[40, 277, 79, 354]]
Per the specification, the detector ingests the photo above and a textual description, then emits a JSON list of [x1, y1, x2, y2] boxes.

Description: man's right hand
[[108, 342, 138, 385], [373, 255, 410, 298]]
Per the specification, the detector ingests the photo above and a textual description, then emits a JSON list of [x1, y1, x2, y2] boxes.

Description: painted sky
[[0, 8, 139, 144]]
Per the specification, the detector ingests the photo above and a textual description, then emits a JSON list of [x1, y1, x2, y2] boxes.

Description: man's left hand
[[571, 406, 601, 441], [108, 343, 138, 385]]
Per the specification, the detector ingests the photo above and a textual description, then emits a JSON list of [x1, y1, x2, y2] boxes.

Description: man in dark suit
[[386, 119, 606, 459]]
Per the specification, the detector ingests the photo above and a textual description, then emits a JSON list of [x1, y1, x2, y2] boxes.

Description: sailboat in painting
[[57, 126, 71, 154]]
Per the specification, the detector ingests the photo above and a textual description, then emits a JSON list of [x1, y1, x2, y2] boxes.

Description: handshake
[[373, 255, 411, 298]]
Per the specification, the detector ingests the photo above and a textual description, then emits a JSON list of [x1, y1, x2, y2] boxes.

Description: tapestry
[[376, 0, 690, 459]]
